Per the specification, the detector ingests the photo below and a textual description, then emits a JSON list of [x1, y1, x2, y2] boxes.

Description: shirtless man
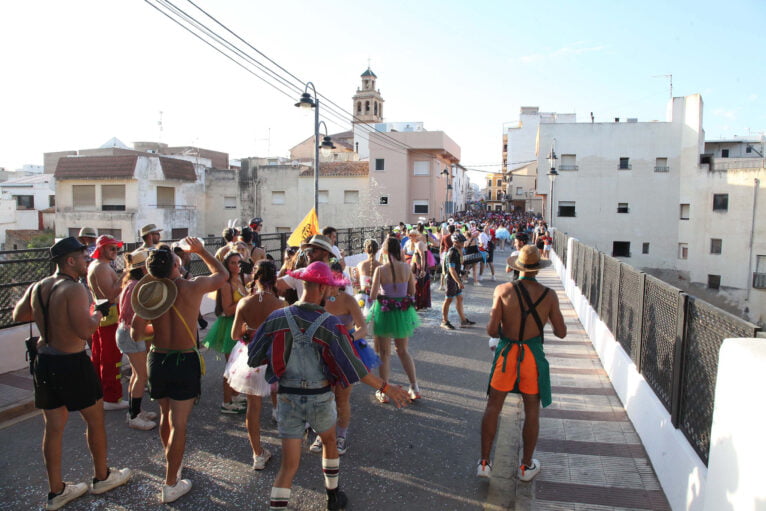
[[87, 235, 126, 409], [477, 245, 566, 482], [139, 224, 162, 249], [13, 237, 131, 511], [131, 238, 226, 503]]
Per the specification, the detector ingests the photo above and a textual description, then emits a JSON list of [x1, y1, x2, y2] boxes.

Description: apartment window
[[171, 228, 188, 239], [271, 191, 286, 205], [513, 187, 521, 196], [680, 203, 690, 220], [487, 190, 493, 201], [721, 149, 729, 158], [73, 185, 96, 210], [101, 184, 125, 211], [612, 241, 631, 257], [344, 190, 359, 204], [619, 157, 631, 170], [487, 179, 492, 188], [754, 255, 766, 289], [318, 190, 329, 204], [413, 161, 430, 176], [495, 205, 503, 211], [558, 201, 576, 217], [655, 157, 669, 172], [99, 228, 121, 239], [710, 238, 722, 254], [14, 195, 34, 210], [156, 186, 175, 208], [746, 146, 753, 154], [49, 195, 55, 207], [375, 159, 385, 171], [379, 196, 389, 205], [497, 179, 503, 187], [560, 154, 578, 171], [223, 196, 237, 209], [679, 243, 688, 259], [617, 202, 629, 213], [642, 242, 650, 254], [707, 274, 721, 290], [412, 200, 429, 214], [712, 194, 729, 211]]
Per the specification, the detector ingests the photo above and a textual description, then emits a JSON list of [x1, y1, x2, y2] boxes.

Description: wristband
[[378, 382, 389, 394]]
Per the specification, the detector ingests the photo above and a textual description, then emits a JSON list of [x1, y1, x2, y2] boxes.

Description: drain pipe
[[745, 177, 760, 320]]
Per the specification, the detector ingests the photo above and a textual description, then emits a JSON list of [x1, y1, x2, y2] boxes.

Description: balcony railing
[[654, 166, 670, 172], [753, 272, 766, 289], [559, 165, 579, 171]]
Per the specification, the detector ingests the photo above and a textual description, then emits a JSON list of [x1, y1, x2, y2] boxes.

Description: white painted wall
[[550, 240, 704, 510], [703, 338, 766, 511]]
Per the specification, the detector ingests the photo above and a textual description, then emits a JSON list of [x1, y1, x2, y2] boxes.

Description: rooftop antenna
[[158, 110, 164, 142], [652, 74, 673, 98]]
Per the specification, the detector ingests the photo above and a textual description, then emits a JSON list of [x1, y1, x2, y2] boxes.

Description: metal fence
[[0, 226, 392, 330], [564, 237, 761, 465]]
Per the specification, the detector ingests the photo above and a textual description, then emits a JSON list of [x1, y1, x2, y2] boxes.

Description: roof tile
[[299, 161, 369, 177]]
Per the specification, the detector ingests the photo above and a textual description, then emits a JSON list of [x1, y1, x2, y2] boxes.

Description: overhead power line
[[145, 0, 417, 157]]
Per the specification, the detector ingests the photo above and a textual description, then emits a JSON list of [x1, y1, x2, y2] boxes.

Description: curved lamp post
[[295, 83, 334, 218], [546, 140, 559, 225]]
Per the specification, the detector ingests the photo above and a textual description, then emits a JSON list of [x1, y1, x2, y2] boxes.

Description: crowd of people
[[13, 210, 565, 510]]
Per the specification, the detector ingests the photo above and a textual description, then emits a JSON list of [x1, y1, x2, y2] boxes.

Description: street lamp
[[546, 140, 559, 225], [441, 167, 450, 218], [295, 82, 333, 219]]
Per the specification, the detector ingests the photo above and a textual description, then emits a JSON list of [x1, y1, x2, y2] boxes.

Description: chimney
[[614, 117, 620, 123]]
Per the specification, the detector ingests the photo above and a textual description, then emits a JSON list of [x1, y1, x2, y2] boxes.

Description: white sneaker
[[336, 436, 348, 456], [46, 482, 88, 510], [518, 459, 541, 482], [161, 479, 192, 503], [252, 448, 272, 470], [90, 467, 132, 494], [309, 435, 323, 453], [127, 414, 157, 431], [220, 401, 246, 414], [103, 400, 129, 411], [476, 459, 492, 478], [138, 410, 158, 421], [233, 394, 247, 404]]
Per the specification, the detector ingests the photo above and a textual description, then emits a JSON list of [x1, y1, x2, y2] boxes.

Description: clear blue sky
[[1, 0, 764, 178]]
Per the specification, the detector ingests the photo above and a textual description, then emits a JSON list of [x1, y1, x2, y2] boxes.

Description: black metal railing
[[0, 226, 393, 330], [558, 236, 761, 465]]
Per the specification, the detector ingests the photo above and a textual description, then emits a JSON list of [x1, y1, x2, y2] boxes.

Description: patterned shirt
[[248, 301, 368, 388]]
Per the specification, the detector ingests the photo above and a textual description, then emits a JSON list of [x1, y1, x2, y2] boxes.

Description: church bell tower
[[352, 67, 384, 124]]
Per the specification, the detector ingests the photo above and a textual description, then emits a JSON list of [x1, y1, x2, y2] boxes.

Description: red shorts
[[490, 344, 539, 395]]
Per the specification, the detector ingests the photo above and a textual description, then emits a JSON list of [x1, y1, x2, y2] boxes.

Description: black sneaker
[[441, 321, 456, 330], [461, 318, 476, 327], [327, 488, 348, 510]]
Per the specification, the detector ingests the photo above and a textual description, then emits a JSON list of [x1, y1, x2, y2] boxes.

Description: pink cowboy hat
[[288, 261, 350, 287]]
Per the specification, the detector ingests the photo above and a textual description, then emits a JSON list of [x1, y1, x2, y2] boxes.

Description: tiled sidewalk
[[498, 268, 671, 511]]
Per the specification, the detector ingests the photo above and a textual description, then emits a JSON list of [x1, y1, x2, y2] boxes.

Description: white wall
[[703, 338, 766, 511], [552, 238, 707, 510]]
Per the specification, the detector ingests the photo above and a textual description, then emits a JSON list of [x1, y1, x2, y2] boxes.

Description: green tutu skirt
[[367, 297, 420, 338], [202, 315, 237, 355]]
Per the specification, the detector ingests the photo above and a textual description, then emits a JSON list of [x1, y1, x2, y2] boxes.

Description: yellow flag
[[287, 208, 319, 247]]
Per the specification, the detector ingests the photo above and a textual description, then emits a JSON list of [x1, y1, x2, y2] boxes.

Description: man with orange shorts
[[477, 245, 566, 482]]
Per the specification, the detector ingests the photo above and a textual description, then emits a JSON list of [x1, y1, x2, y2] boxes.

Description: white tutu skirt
[[223, 341, 271, 397]]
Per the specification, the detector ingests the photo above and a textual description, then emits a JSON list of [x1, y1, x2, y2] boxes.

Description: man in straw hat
[[139, 224, 162, 249], [477, 245, 566, 482], [248, 261, 410, 511], [131, 238, 227, 503], [87, 235, 127, 410], [13, 237, 132, 510]]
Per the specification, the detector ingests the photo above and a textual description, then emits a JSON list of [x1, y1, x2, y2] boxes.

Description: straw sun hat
[[506, 245, 551, 273], [131, 274, 178, 320]]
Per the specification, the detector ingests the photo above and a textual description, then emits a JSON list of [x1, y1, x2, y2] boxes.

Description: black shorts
[[486, 249, 495, 264], [34, 351, 103, 411], [148, 350, 201, 401], [446, 276, 462, 298]]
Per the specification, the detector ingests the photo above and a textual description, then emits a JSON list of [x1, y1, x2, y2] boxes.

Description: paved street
[[0, 249, 671, 510], [0, 273, 503, 511]]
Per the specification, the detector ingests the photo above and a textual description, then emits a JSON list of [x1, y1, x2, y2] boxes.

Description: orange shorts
[[490, 344, 539, 395]]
